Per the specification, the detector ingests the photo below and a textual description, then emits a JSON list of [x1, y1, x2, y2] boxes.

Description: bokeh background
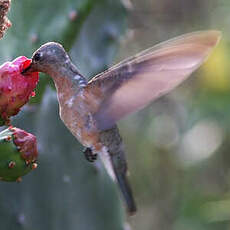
[[1, 0, 230, 230], [118, 1, 230, 230]]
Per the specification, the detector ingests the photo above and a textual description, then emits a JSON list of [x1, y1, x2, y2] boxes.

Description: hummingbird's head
[[22, 42, 70, 75]]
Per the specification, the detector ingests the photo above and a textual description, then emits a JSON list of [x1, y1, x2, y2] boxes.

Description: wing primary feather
[[88, 30, 221, 130]]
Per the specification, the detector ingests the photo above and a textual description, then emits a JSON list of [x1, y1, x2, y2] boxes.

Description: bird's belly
[[60, 106, 81, 137], [60, 103, 103, 151]]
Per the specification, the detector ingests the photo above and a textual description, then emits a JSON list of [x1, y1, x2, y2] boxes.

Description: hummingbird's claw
[[83, 147, 97, 162]]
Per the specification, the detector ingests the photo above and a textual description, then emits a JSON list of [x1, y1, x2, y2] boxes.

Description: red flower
[[0, 56, 39, 125]]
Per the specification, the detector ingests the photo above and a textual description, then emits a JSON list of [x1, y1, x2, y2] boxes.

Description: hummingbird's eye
[[33, 52, 42, 62]]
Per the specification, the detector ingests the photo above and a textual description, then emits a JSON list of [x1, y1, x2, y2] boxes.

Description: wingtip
[[188, 30, 222, 48], [205, 30, 222, 47], [215, 30, 222, 45], [211, 30, 222, 39]]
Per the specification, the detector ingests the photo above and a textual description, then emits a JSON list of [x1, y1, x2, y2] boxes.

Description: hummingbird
[[22, 30, 221, 215]]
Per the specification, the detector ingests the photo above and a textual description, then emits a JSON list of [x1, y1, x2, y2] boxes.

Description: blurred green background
[[117, 1, 230, 230], [1, 0, 230, 230]]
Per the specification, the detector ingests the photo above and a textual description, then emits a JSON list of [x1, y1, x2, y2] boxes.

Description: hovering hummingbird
[[23, 30, 221, 215]]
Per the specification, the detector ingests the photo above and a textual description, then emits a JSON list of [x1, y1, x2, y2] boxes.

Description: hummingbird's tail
[[99, 126, 137, 215], [110, 154, 137, 215], [111, 154, 137, 215]]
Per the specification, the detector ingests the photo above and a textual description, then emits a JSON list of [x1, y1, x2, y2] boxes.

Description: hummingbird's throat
[[72, 74, 87, 88]]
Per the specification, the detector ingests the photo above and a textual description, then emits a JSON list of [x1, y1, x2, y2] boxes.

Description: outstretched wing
[[86, 30, 221, 130]]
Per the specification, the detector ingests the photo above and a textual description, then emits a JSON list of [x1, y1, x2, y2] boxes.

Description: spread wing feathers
[[87, 30, 221, 131]]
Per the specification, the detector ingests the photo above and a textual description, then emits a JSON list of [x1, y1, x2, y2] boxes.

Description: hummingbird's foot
[[83, 147, 97, 162]]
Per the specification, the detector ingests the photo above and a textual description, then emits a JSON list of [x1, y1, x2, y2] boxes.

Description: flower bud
[[0, 127, 38, 182]]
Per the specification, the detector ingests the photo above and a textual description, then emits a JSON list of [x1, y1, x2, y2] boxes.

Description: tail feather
[[99, 126, 137, 215], [110, 154, 137, 215], [114, 166, 137, 215]]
